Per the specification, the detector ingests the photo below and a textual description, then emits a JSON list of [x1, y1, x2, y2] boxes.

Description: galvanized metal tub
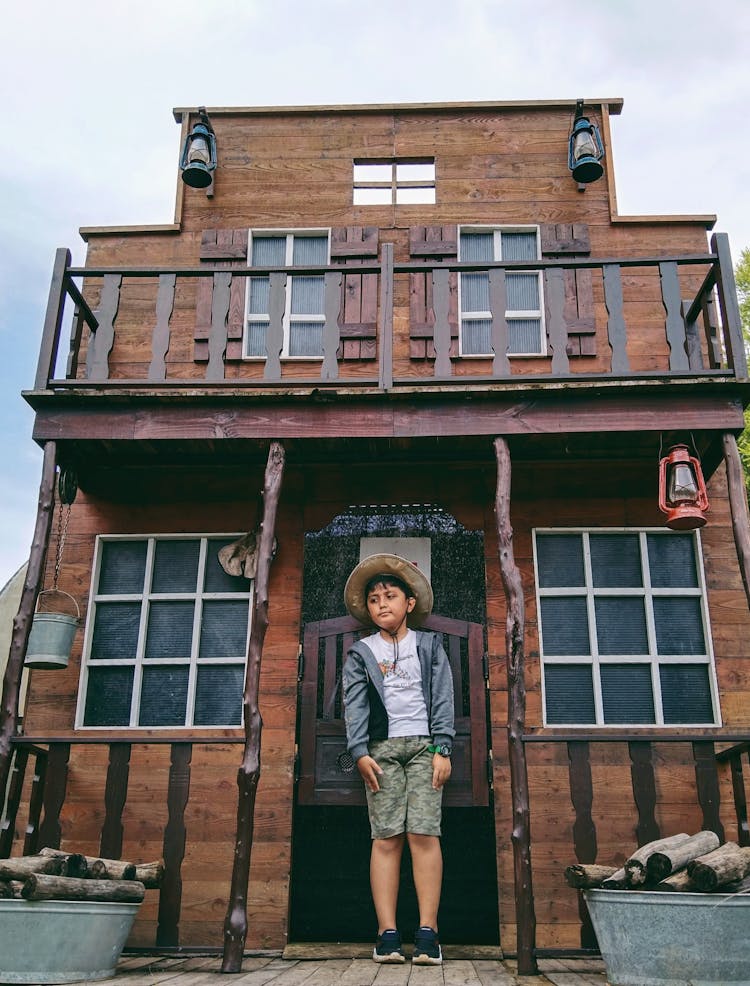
[[584, 888, 750, 986], [0, 899, 140, 983]]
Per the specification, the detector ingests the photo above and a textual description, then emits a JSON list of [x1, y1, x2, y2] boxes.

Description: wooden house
[[2, 98, 750, 973]]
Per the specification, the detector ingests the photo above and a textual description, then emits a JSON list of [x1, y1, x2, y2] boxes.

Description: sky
[[1, 0, 749, 588]]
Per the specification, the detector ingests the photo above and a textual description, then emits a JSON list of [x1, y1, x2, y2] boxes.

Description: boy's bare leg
[[407, 833, 443, 930], [370, 834, 405, 932]]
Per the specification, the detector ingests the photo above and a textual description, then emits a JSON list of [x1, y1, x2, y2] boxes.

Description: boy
[[342, 553, 455, 965]]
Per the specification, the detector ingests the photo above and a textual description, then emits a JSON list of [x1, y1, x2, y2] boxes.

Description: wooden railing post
[[0, 746, 28, 857], [0, 442, 57, 806], [728, 750, 750, 846], [567, 741, 598, 949], [157, 743, 192, 947], [712, 233, 748, 380], [34, 249, 71, 390], [692, 741, 725, 841], [494, 437, 537, 976], [378, 243, 394, 390]]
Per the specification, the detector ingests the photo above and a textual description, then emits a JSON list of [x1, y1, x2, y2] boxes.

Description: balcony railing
[[33, 234, 747, 393]]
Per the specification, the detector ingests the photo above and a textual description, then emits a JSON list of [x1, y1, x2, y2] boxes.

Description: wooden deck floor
[[81, 954, 607, 986]]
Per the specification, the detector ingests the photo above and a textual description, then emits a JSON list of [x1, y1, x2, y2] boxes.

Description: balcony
[[31, 233, 747, 396]]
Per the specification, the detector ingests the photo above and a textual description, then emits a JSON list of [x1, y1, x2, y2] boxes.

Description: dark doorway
[[289, 506, 500, 945]]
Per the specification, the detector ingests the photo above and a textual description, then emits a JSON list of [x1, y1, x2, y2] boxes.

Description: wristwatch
[[428, 743, 452, 757]]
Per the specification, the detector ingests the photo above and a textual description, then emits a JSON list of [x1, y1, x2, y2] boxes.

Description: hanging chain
[[52, 501, 72, 592]]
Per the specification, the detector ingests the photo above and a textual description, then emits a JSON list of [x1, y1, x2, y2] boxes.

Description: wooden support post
[[222, 441, 285, 974], [493, 437, 537, 976], [722, 432, 750, 610], [0, 443, 57, 807]]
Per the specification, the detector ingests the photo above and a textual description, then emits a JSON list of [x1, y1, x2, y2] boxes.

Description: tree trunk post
[[493, 437, 537, 976], [221, 441, 285, 973], [0, 442, 57, 813], [722, 432, 750, 610]]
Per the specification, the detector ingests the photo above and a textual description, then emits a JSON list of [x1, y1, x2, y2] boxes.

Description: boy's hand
[[357, 755, 384, 792], [432, 753, 452, 790]]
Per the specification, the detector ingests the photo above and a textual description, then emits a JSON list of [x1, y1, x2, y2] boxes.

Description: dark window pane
[[545, 665, 595, 724], [139, 667, 189, 726], [540, 597, 590, 655], [90, 602, 141, 660], [194, 665, 244, 725], [145, 601, 194, 659], [647, 534, 698, 588], [590, 534, 642, 587], [98, 541, 147, 594], [83, 667, 133, 726], [152, 540, 200, 593], [199, 600, 249, 659], [653, 597, 705, 654], [205, 540, 253, 592], [601, 665, 655, 724], [536, 534, 585, 587], [660, 665, 714, 723], [595, 597, 648, 654]]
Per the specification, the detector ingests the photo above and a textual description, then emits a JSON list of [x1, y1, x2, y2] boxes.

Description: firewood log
[[0, 880, 13, 898], [687, 843, 750, 891], [37, 848, 88, 878], [133, 860, 165, 888], [21, 874, 146, 903], [624, 833, 691, 886], [601, 867, 627, 889], [39, 847, 134, 880], [0, 854, 65, 880], [564, 864, 619, 889], [654, 869, 697, 892], [646, 831, 720, 881]]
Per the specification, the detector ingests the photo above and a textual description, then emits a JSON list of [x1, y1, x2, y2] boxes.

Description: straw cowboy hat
[[344, 553, 434, 626]]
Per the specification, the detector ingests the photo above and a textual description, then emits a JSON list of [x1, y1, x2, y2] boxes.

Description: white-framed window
[[77, 535, 252, 729], [353, 159, 436, 205], [533, 529, 720, 727], [245, 229, 330, 359], [458, 226, 544, 357]]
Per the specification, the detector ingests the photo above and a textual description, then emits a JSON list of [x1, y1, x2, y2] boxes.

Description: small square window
[[353, 159, 435, 205]]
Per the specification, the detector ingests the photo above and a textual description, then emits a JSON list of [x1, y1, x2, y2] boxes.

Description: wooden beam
[[722, 432, 750, 610], [493, 437, 537, 976], [222, 440, 285, 973], [0, 443, 57, 806]]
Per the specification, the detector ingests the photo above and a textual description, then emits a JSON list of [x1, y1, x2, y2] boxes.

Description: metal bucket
[[24, 590, 79, 670], [584, 888, 750, 985]]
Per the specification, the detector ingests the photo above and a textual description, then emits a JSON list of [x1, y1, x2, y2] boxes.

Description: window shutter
[[540, 223, 595, 357], [331, 227, 379, 361], [196, 229, 249, 362], [409, 226, 459, 360]]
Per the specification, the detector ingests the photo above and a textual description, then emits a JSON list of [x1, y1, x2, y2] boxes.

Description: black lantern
[[568, 101, 604, 184], [180, 109, 217, 189]]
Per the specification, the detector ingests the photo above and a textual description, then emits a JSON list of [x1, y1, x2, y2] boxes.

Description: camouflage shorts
[[366, 736, 443, 840]]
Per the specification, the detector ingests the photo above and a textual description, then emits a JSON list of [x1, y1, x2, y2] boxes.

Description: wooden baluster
[[729, 752, 750, 847], [23, 750, 47, 856], [87, 274, 121, 381], [712, 233, 748, 380], [489, 268, 510, 378], [628, 741, 660, 846], [702, 293, 722, 368], [568, 741, 598, 949], [660, 262, 689, 371], [432, 268, 453, 378], [378, 244, 393, 390], [681, 299, 704, 371], [66, 306, 84, 380], [0, 746, 28, 858], [34, 249, 71, 390], [544, 268, 570, 375], [206, 271, 231, 382], [148, 274, 176, 382], [692, 741, 725, 841], [37, 743, 70, 850], [100, 743, 131, 860], [320, 270, 342, 381], [263, 272, 286, 382], [156, 743, 193, 947], [603, 263, 629, 374]]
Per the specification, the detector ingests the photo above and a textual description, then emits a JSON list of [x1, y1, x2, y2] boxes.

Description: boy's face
[[366, 579, 416, 635]]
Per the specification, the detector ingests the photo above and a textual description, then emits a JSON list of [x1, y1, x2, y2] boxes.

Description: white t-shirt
[[364, 629, 429, 738]]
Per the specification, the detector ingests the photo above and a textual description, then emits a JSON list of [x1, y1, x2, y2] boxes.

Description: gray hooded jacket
[[342, 630, 455, 762]]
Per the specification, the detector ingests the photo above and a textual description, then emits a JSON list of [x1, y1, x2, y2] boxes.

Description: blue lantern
[[180, 110, 217, 189], [568, 103, 604, 184]]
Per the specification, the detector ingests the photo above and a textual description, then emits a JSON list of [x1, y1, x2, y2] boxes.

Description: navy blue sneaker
[[413, 926, 442, 965], [373, 929, 405, 964]]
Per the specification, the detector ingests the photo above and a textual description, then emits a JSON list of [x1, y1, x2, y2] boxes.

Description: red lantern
[[658, 444, 709, 530]]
